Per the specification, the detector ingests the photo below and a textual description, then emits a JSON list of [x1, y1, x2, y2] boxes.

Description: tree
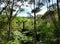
[[41, 0, 60, 44], [0, 0, 23, 42]]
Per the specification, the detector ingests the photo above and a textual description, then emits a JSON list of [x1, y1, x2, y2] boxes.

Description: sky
[[0, 0, 57, 17], [17, 0, 57, 17]]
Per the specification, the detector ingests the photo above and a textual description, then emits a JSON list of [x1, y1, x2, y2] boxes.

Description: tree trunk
[[57, 0, 60, 22], [56, 0, 60, 44], [8, 19, 11, 41], [23, 21, 25, 30], [33, 12, 37, 44], [33, 0, 37, 44], [7, 0, 14, 41]]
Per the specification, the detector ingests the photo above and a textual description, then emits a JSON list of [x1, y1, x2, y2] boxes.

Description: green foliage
[[0, 13, 59, 44]]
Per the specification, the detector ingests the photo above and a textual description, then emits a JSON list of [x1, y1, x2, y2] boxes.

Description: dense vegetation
[[0, 11, 59, 44], [0, 0, 60, 44]]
